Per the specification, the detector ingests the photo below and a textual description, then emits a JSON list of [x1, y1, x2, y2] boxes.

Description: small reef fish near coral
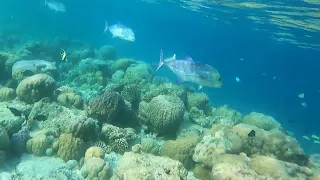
[[44, 0, 66, 12]]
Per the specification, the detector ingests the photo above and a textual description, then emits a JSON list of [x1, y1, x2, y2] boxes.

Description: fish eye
[[216, 77, 221, 81]]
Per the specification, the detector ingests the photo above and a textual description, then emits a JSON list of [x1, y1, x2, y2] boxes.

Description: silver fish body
[[157, 50, 222, 89], [104, 21, 135, 42]]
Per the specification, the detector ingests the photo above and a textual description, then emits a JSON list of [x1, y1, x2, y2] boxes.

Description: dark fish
[[248, 130, 255, 137], [6, 105, 23, 116], [33, 114, 47, 121], [287, 119, 296, 124]]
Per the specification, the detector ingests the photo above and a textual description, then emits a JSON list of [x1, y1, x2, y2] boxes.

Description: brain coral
[[16, 73, 56, 103], [139, 95, 185, 135], [87, 91, 125, 123]]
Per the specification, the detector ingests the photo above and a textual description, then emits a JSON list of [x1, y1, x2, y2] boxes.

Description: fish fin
[[185, 56, 193, 61], [156, 49, 164, 71], [197, 85, 203, 90], [104, 21, 108, 33], [44, 0, 47, 5], [172, 54, 176, 60]]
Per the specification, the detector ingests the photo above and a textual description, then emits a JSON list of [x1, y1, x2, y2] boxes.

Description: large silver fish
[[156, 50, 222, 90], [104, 21, 135, 42]]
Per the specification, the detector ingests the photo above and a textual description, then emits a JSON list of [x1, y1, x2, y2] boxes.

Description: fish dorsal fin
[[185, 56, 193, 61]]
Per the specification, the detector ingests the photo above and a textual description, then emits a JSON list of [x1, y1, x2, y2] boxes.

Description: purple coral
[[10, 130, 29, 155]]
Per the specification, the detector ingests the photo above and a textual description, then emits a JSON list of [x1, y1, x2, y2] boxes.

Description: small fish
[[298, 93, 304, 99], [240, 58, 244, 61], [273, 76, 277, 80], [248, 130, 255, 137], [287, 119, 296, 124], [60, 49, 67, 61], [6, 105, 23, 116], [301, 102, 307, 108], [314, 140, 320, 144], [311, 135, 320, 139], [45, 0, 66, 12], [235, 77, 240, 82], [156, 50, 222, 90], [104, 21, 135, 42], [302, 135, 310, 140]]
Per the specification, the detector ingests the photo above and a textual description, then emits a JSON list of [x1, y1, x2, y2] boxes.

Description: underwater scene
[[0, 0, 320, 179]]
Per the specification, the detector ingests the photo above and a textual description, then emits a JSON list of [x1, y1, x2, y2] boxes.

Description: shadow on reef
[[0, 37, 319, 180]]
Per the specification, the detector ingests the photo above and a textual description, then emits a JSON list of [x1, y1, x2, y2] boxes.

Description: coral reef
[[243, 112, 282, 130], [99, 123, 136, 153], [16, 73, 56, 103], [87, 90, 125, 123], [98, 45, 117, 60], [12, 60, 57, 83], [139, 95, 185, 135], [111, 152, 188, 179], [57, 133, 86, 161], [0, 87, 16, 101]]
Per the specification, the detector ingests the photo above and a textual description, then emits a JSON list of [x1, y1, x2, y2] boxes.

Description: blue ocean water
[[1, 0, 319, 155]]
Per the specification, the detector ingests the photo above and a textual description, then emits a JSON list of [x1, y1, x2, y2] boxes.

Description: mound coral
[[26, 134, 52, 156], [98, 45, 117, 60], [112, 152, 188, 179], [243, 112, 282, 130], [55, 86, 84, 109], [12, 60, 57, 82], [0, 87, 15, 101], [67, 116, 98, 141], [87, 90, 125, 123], [142, 83, 187, 103], [161, 132, 201, 168], [187, 92, 209, 111], [57, 133, 85, 161], [99, 123, 136, 153], [139, 95, 185, 135], [84, 146, 105, 162], [211, 105, 243, 126], [111, 58, 135, 71], [81, 156, 112, 179], [121, 83, 141, 109], [123, 63, 154, 85], [16, 73, 56, 103], [193, 125, 243, 167]]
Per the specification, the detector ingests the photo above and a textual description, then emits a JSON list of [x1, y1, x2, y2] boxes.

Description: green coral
[[98, 45, 117, 60], [138, 95, 185, 135], [140, 137, 160, 155], [161, 132, 200, 168], [26, 134, 52, 156], [0, 87, 16, 101], [0, 125, 10, 150], [57, 133, 86, 161], [142, 83, 187, 103], [121, 84, 141, 109], [243, 112, 282, 131], [187, 92, 209, 111], [111, 58, 135, 71], [211, 105, 243, 126], [122, 63, 153, 85]]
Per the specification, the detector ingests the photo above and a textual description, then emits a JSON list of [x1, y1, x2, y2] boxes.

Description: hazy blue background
[[1, 0, 319, 153]]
